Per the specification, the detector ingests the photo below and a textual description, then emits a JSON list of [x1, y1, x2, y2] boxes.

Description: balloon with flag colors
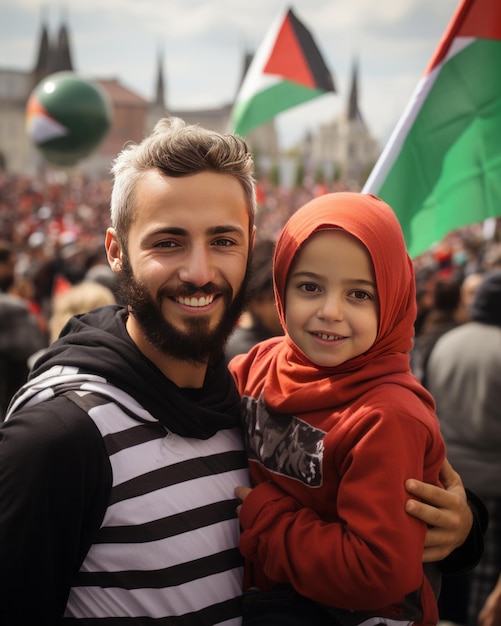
[[26, 71, 112, 166]]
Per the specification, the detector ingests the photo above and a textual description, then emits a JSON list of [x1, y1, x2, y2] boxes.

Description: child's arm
[[236, 462, 478, 566], [234, 410, 443, 611]]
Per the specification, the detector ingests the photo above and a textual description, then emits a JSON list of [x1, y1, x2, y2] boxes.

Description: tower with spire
[[0, 11, 378, 184], [146, 47, 168, 133], [154, 48, 166, 110], [31, 15, 51, 90], [347, 58, 363, 124], [306, 57, 380, 188], [31, 10, 74, 91], [51, 18, 74, 74]]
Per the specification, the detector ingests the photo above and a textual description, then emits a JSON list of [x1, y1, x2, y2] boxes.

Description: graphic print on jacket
[[241, 394, 324, 486]]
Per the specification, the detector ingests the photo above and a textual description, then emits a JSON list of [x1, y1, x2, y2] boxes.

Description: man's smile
[[174, 294, 216, 307]]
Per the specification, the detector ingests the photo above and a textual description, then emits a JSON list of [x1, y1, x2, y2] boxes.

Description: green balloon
[[26, 71, 112, 166]]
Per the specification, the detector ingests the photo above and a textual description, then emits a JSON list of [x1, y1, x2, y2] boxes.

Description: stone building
[[0, 16, 280, 179], [0, 14, 378, 188], [303, 59, 380, 189]]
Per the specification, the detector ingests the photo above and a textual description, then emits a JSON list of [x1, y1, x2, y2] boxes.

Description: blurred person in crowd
[[456, 270, 485, 323], [482, 242, 501, 271], [0, 240, 46, 419], [0, 239, 15, 293], [0, 119, 486, 624], [414, 267, 436, 336], [83, 244, 121, 302], [28, 279, 117, 370], [427, 270, 501, 626], [48, 280, 116, 343], [0, 295, 47, 419], [459, 233, 487, 276], [31, 234, 92, 318], [5, 237, 49, 334], [225, 238, 283, 362], [410, 274, 462, 387]]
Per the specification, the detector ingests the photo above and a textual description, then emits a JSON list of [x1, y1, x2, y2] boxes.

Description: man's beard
[[116, 253, 250, 365]]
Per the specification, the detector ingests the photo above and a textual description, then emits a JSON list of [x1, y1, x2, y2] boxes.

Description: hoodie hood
[[9, 305, 241, 439], [231, 193, 434, 415], [273, 192, 417, 362]]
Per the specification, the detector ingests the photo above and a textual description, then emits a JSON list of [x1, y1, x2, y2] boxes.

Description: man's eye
[[155, 240, 178, 248], [213, 238, 234, 247]]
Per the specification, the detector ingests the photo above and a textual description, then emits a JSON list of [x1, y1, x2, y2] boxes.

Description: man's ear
[[249, 225, 257, 253], [105, 228, 123, 273]]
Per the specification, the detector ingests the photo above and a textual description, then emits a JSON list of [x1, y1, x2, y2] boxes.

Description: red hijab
[[246, 192, 435, 414]]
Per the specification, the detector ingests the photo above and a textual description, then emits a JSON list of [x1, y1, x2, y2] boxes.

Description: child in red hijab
[[229, 192, 446, 625]]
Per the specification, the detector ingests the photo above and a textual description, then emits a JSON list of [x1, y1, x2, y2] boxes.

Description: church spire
[[31, 7, 74, 89], [347, 57, 364, 124], [51, 7, 74, 74], [32, 8, 51, 88], [154, 47, 166, 109], [237, 48, 253, 95]]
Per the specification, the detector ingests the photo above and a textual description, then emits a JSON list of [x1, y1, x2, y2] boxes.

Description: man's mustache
[[160, 282, 229, 299]]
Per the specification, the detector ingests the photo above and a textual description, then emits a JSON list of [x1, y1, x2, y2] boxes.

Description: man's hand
[[235, 486, 252, 515], [479, 575, 501, 626], [405, 458, 473, 562]]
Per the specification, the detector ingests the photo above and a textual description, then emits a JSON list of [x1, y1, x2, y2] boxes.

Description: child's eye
[[351, 290, 372, 301], [299, 282, 319, 293]]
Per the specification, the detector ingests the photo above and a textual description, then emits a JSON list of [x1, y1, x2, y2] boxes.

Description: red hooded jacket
[[229, 192, 445, 625]]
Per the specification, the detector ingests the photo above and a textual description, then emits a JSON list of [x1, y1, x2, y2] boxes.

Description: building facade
[[0, 16, 378, 189]]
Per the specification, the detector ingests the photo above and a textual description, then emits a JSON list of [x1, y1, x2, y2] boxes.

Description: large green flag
[[230, 8, 335, 137], [363, 0, 501, 258]]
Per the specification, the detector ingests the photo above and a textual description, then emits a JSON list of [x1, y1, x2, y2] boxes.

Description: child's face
[[284, 229, 378, 368]]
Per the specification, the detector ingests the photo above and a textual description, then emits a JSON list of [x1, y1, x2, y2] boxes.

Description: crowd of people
[[0, 120, 499, 624], [1, 166, 500, 356]]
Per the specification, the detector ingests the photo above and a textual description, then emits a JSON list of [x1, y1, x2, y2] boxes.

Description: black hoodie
[[0, 305, 247, 625], [20, 304, 242, 437]]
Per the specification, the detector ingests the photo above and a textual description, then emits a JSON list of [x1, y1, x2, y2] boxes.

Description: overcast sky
[[1, 0, 459, 150]]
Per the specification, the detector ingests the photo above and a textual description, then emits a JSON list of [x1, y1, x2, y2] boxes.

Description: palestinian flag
[[231, 8, 335, 136], [363, 0, 501, 259]]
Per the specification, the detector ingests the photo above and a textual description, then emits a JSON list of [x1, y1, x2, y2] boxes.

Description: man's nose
[[178, 245, 217, 286]]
